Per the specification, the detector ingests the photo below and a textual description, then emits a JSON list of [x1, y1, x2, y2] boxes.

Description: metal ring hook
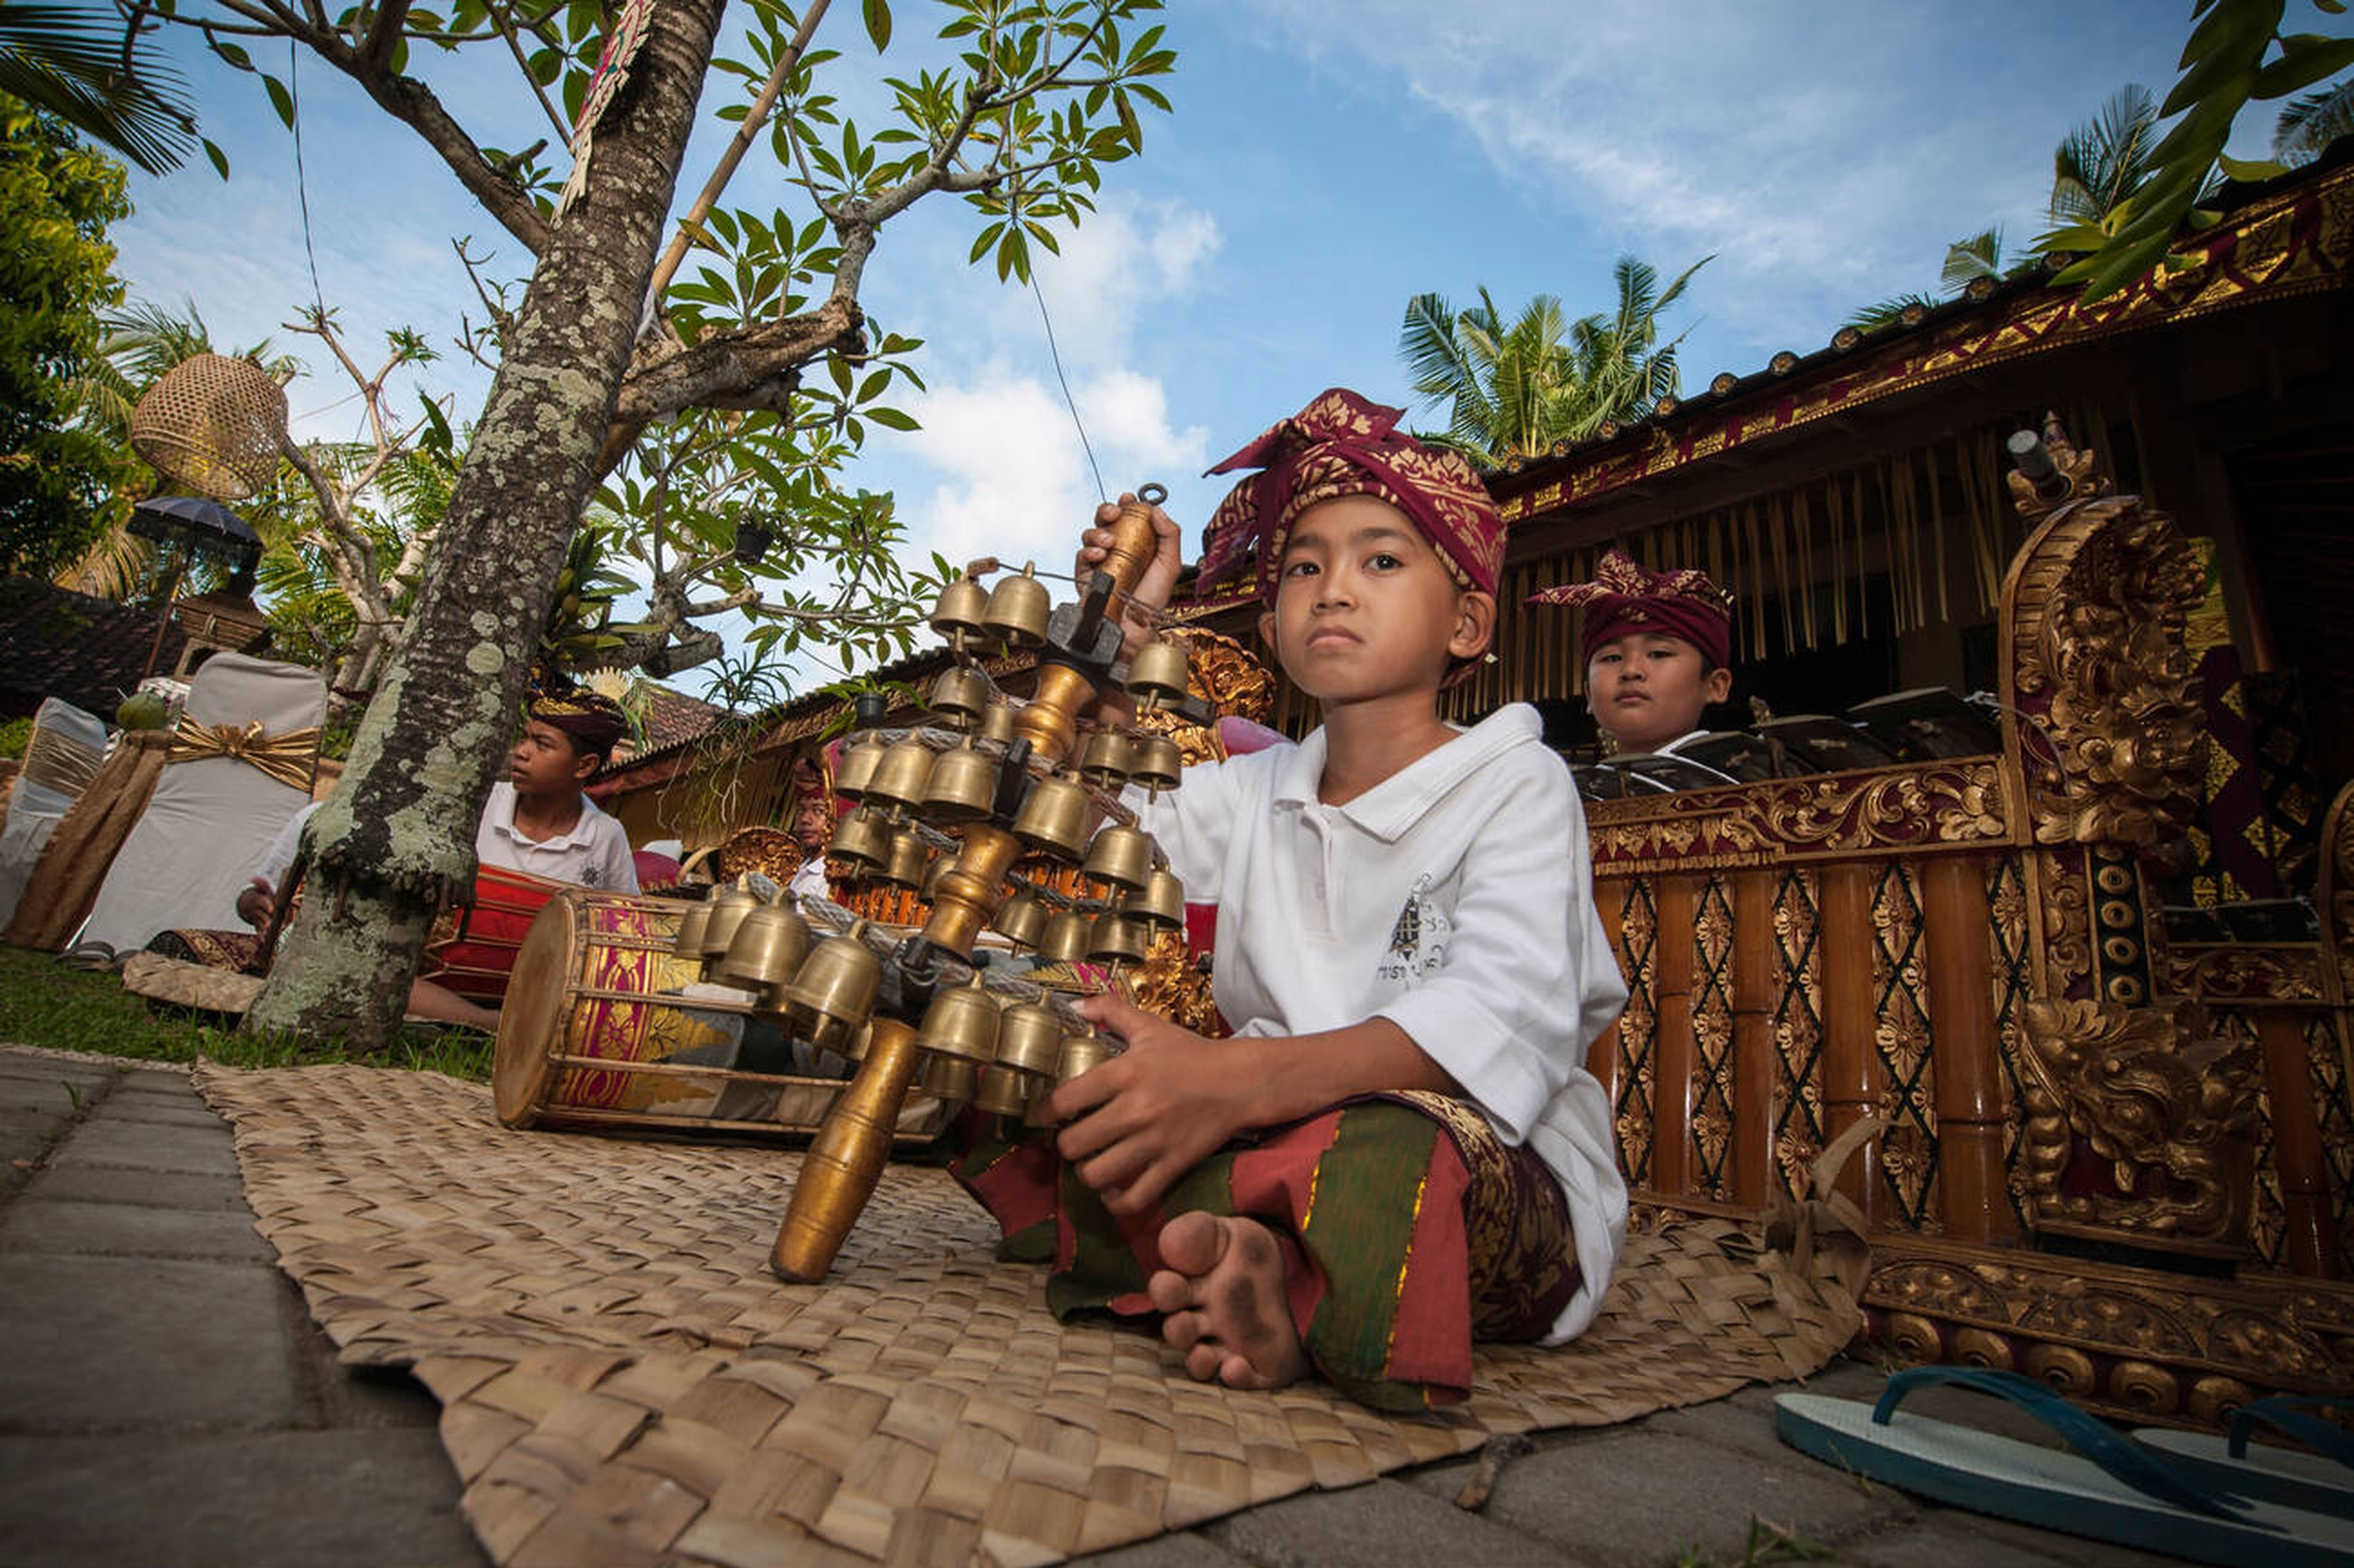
[[1138, 483, 1167, 505]]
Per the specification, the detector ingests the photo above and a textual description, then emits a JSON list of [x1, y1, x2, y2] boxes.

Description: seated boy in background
[[953, 389, 1629, 1411], [1529, 550, 1735, 756], [225, 691, 638, 1024]]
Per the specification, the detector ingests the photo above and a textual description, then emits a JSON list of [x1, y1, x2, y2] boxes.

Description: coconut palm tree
[[2275, 78, 2354, 167], [0, 0, 202, 174], [1844, 227, 2009, 332], [1401, 253, 1708, 468], [2050, 84, 2167, 231]]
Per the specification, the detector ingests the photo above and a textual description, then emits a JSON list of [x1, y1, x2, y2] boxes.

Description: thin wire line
[[1029, 272, 1105, 500], [290, 40, 326, 314]]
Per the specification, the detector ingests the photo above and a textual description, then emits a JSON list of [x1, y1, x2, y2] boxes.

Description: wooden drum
[[420, 864, 567, 1003], [492, 887, 944, 1142]]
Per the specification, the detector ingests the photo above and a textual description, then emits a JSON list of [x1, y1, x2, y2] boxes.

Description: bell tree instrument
[[761, 485, 1214, 1281]]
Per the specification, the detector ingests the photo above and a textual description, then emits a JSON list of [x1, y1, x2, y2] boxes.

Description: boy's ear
[[1256, 607, 1277, 656], [569, 746, 600, 785], [1449, 591, 1497, 664], [1702, 664, 1734, 704]]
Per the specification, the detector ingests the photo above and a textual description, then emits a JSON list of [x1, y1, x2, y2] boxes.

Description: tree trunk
[[244, 0, 725, 1047]]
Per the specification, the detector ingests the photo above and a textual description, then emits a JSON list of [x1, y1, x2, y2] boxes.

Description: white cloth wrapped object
[[76, 654, 324, 955], [0, 698, 109, 927]]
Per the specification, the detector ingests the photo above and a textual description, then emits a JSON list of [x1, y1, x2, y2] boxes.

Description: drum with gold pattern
[[492, 887, 944, 1140]]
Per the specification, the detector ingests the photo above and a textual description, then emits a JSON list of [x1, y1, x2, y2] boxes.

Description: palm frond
[[0, 0, 197, 173], [2275, 77, 2354, 167]]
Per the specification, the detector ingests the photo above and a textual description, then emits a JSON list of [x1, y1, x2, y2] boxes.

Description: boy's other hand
[[1047, 990, 1251, 1217], [1074, 493, 1184, 663], [235, 877, 275, 929]]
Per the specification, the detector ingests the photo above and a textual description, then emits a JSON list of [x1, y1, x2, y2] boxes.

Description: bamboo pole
[[1920, 856, 2017, 1244], [1818, 863, 1880, 1219], [1730, 869, 1776, 1206], [1651, 874, 1700, 1196], [2257, 1009, 2344, 1277]]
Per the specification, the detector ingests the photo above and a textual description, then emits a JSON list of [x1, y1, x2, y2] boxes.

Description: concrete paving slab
[[0, 1194, 273, 1262], [0, 1253, 301, 1429], [44, 1117, 236, 1175], [0, 1104, 69, 1155], [1201, 1478, 1583, 1567], [0, 1429, 486, 1568], [1403, 1426, 1895, 1568], [29, 1162, 251, 1211], [0, 1054, 127, 1087], [1841, 1515, 2082, 1567], [0, 1076, 102, 1120], [99, 1096, 234, 1130]]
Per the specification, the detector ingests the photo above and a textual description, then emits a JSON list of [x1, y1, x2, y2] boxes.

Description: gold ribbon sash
[[166, 720, 320, 794]]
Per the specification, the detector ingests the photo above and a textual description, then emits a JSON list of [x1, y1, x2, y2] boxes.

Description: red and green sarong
[[948, 1089, 1579, 1411]]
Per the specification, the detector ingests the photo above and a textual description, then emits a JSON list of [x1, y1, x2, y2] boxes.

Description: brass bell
[[1087, 914, 1148, 964], [918, 1054, 981, 1104], [1077, 729, 1133, 789], [917, 971, 1000, 1065], [1126, 640, 1191, 712], [878, 829, 930, 889], [1125, 867, 1185, 930], [1037, 911, 1094, 962], [1128, 733, 1182, 793], [839, 1019, 873, 1063], [975, 700, 1017, 746], [991, 890, 1048, 947], [828, 806, 892, 872], [983, 563, 1051, 649], [1082, 824, 1154, 892], [834, 731, 888, 800], [711, 904, 811, 997], [699, 888, 759, 960], [671, 900, 713, 961], [865, 735, 935, 812], [1012, 775, 1092, 861], [971, 1066, 1035, 1118], [1057, 1028, 1111, 1085], [929, 665, 994, 726], [994, 1001, 1067, 1076], [782, 920, 881, 1046], [931, 576, 990, 653], [923, 741, 1000, 823]]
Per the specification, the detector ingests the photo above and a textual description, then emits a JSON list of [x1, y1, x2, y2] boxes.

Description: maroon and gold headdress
[[1529, 550, 1734, 668], [528, 689, 630, 758], [1198, 388, 1507, 601]]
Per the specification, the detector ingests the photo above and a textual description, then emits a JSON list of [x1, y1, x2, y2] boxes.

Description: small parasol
[[129, 495, 265, 677]]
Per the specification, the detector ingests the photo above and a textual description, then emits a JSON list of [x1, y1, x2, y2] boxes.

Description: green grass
[[1677, 1518, 1836, 1568], [0, 945, 493, 1079]]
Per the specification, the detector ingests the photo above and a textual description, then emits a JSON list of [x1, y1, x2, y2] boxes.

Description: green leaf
[[863, 0, 891, 52], [202, 138, 230, 178], [2252, 35, 2354, 100], [2217, 151, 2289, 182], [263, 73, 296, 129], [212, 40, 254, 71], [867, 406, 919, 431]]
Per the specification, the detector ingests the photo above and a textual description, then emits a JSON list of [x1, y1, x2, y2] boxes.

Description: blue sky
[[108, 0, 2341, 694]]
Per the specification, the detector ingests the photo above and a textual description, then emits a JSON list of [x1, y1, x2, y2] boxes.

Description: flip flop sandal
[[1775, 1366, 2354, 1568], [2136, 1397, 2354, 1520]]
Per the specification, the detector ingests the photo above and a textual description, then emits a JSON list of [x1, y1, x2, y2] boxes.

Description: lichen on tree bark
[[244, 0, 726, 1047]]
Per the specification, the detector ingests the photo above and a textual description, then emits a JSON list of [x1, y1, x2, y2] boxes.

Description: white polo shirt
[[1132, 703, 1631, 1343], [477, 782, 639, 894]]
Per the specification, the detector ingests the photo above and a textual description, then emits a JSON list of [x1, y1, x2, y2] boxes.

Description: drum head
[[491, 894, 581, 1127]]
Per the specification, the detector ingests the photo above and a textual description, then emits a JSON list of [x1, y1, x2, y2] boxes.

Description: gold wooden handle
[[1095, 483, 1166, 601], [770, 1019, 923, 1282]]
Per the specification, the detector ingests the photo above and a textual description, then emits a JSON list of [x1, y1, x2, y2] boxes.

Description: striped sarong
[[948, 1089, 1579, 1410]]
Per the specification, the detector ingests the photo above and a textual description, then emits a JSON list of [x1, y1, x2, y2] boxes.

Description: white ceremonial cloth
[[1131, 703, 1631, 1343], [0, 697, 109, 926], [77, 654, 324, 954], [477, 782, 638, 894]]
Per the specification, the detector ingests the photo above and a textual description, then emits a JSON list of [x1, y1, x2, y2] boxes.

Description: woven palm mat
[[193, 1064, 1864, 1568]]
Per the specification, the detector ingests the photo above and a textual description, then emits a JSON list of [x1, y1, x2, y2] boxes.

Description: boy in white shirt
[[1529, 549, 1735, 757], [956, 389, 1629, 1411], [476, 690, 639, 894]]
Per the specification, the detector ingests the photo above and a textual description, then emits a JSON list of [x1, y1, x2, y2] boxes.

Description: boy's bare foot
[[1146, 1211, 1309, 1391]]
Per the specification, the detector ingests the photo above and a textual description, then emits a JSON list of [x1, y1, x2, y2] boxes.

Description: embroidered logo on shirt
[[1376, 874, 1450, 982]]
